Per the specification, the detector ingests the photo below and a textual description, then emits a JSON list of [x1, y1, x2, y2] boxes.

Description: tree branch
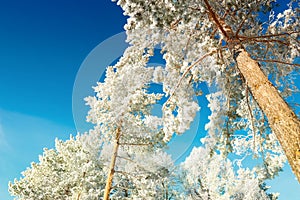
[[203, 0, 229, 38], [164, 49, 217, 107], [235, 8, 254, 37], [241, 38, 290, 46], [170, 18, 181, 30], [254, 59, 300, 67], [119, 142, 153, 146], [245, 85, 257, 149], [238, 31, 300, 39]]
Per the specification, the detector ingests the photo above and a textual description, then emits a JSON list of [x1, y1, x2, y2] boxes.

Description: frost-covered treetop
[[112, 0, 299, 188], [9, 131, 105, 200]]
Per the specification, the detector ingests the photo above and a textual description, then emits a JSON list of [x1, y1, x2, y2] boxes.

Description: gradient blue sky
[[0, 1, 299, 199]]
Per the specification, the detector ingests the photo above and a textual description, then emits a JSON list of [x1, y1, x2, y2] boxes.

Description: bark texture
[[234, 47, 300, 182], [203, 0, 300, 182], [104, 127, 121, 200]]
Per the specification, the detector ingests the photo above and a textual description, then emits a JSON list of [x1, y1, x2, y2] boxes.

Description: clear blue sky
[[0, 1, 299, 199]]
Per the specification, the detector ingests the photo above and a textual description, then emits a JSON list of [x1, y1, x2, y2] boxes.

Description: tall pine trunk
[[203, 0, 300, 182], [104, 127, 121, 200], [234, 46, 300, 182]]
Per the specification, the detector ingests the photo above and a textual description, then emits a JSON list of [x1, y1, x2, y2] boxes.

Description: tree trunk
[[234, 46, 300, 182], [203, 0, 300, 182], [104, 127, 121, 200]]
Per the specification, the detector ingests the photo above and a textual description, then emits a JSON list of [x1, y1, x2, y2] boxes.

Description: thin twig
[[188, 6, 201, 11], [114, 170, 131, 176], [238, 31, 300, 39], [221, 9, 229, 20], [263, 43, 270, 58], [290, 35, 300, 45], [164, 50, 217, 107], [245, 85, 257, 150], [203, 0, 229, 38], [170, 18, 181, 30], [119, 142, 153, 146], [235, 8, 254, 37], [241, 38, 290, 46], [254, 59, 300, 67]]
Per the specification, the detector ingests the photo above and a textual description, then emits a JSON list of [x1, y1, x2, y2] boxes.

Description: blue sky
[[0, 0, 299, 199]]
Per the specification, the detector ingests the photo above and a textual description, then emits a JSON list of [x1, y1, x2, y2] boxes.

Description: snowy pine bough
[[9, 0, 300, 199]]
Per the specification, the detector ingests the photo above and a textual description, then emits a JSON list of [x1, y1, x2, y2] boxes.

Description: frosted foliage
[[111, 0, 299, 198], [84, 45, 178, 198], [100, 144, 177, 199], [85, 47, 158, 125], [181, 146, 277, 200], [9, 0, 299, 199], [123, 150, 177, 199], [113, 0, 298, 149], [85, 44, 199, 143], [85, 46, 164, 143], [9, 132, 105, 200]]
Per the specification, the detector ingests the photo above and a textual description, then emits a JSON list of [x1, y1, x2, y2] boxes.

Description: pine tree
[[85, 46, 177, 199], [9, 131, 105, 200], [112, 0, 300, 182]]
